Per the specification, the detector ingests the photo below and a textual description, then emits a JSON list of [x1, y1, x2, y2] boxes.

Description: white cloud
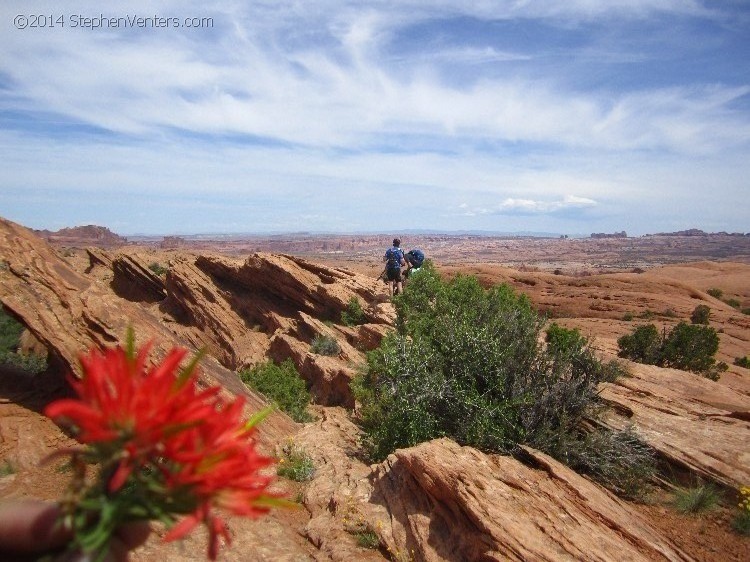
[[0, 0, 748, 235], [496, 195, 598, 215]]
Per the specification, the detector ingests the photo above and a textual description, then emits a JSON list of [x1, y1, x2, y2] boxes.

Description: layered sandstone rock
[[293, 410, 694, 562], [371, 439, 695, 561], [598, 362, 750, 490], [0, 218, 295, 445]]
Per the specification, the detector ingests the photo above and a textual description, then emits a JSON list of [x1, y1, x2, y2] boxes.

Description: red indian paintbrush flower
[[44, 331, 282, 561]]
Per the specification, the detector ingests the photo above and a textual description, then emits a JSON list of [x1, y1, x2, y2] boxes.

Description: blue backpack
[[385, 247, 403, 270], [407, 249, 425, 268]]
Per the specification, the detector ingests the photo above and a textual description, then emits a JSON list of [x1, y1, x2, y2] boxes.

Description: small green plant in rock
[[723, 297, 741, 309], [238, 359, 312, 422], [707, 288, 723, 299], [0, 309, 47, 374], [732, 485, 750, 536], [673, 482, 721, 514], [690, 304, 711, 325], [0, 460, 16, 477], [148, 262, 168, 276], [734, 356, 750, 369], [354, 527, 379, 549], [341, 297, 367, 326], [0, 308, 23, 355], [311, 334, 340, 356], [0, 350, 47, 374], [341, 505, 380, 550], [276, 441, 315, 482]]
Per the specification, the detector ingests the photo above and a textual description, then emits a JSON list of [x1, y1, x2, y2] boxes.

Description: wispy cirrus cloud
[[0, 0, 748, 235]]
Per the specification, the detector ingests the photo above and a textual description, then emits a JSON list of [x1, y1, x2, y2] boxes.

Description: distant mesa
[[35, 225, 127, 248], [160, 235, 186, 249], [648, 228, 749, 237], [590, 231, 627, 239]]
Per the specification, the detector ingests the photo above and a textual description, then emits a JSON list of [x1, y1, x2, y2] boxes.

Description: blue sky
[[1, 1, 749, 236]]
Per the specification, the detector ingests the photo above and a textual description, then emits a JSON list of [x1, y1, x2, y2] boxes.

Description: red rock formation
[[294, 410, 694, 562], [0, 218, 295, 445], [369, 439, 694, 561], [36, 224, 127, 247], [598, 362, 750, 490]]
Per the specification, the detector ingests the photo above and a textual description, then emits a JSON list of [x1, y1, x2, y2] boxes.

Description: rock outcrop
[[36, 224, 127, 247], [371, 439, 695, 561], [293, 410, 694, 562], [598, 362, 750, 490], [0, 218, 295, 445]]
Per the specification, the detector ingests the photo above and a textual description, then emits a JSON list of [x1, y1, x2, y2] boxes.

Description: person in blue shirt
[[403, 248, 425, 279], [383, 238, 406, 296]]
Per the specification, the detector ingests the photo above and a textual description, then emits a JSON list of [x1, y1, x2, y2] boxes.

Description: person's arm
[[0, 500, 150, 561]]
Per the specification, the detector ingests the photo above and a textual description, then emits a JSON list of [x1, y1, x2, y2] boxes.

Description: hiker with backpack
[[383, 238, 406, 296], [403, 248, 425, 279]]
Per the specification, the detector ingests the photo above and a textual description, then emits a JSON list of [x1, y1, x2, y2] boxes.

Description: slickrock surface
[[375, 439, 696, 561], [598, 362, 750, 490]]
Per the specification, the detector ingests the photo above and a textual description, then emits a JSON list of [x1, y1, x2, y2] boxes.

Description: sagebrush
[[310, 334, 340, 356], [352, 263, 653, 496]]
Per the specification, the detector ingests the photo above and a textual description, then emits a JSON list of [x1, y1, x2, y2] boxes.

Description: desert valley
[[1, 218, 749, 561]]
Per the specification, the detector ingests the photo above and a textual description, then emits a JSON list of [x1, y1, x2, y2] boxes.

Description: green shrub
[[341, 297, 367, 326], [673, 482, 721, 513], [353, 265, 653, 495], [734, 356, 750, 369], [238, 359, 312, 422], [661, 322, 720, 373], [618, 322, 724, 379], [723, 297, 741, 309], [0, 308, 23, 355], [0, 350, 47, 374], [707, 288, 723, 299], [690, 304, 711, 325], [742, 307, 750, 316], [545, 323, 586, 354], [0, 309, 47, 374], [733, 511, 750, 536], [277, 443, 315, 482], [617, 324, 662, 365], [622, 312, 634, 321], [0, 460, 16, 477], [354, 529, 380, 549], [310, 335, 340, 356], [148, 262, 168, 276]]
